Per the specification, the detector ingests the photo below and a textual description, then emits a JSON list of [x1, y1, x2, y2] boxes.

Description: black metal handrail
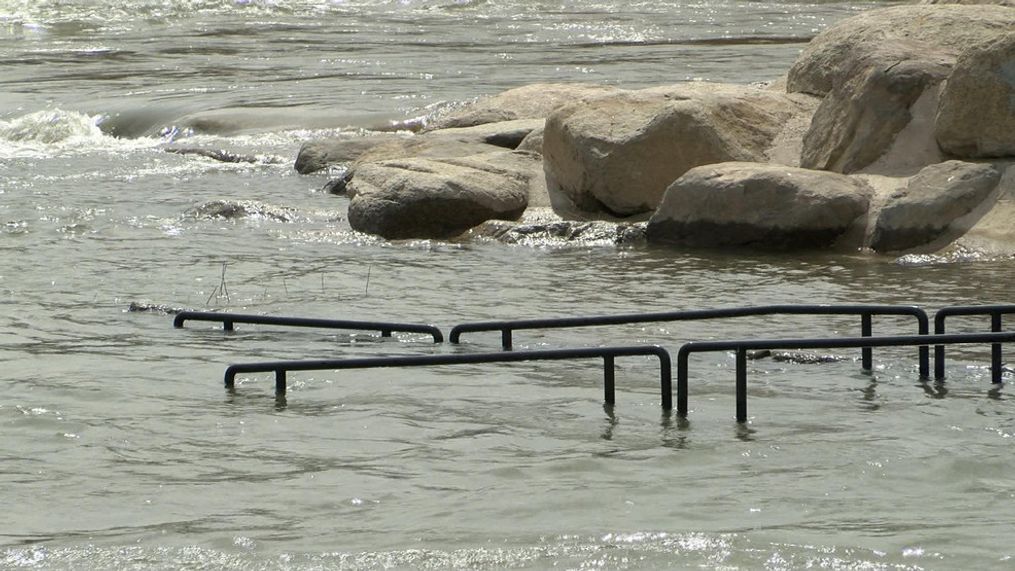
[[677, 331, 1015, 423], [174, 311, 444, 343], [934, 305, 1015, 382], [224, 345, 672, 408], [449, 304, 930, 377]]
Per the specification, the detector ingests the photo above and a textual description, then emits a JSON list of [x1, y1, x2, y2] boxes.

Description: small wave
[[0, 109, 103, 145], [0, 109, 159, 158]]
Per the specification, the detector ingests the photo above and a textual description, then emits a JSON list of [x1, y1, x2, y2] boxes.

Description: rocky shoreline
[[296, 2, 1015, 255]]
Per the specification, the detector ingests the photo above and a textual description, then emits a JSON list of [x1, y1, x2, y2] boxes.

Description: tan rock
[[542, 83, 814, 217], [295, 134, 407, 174], [646, 162, 872, 250], [936, 33, 1015, 158], [787, 5, 1015, 97], [346, 151, 540, 239], [870, 161, 1002, 252], [800, 41, 953, 173], [424, 83, 621, 131]]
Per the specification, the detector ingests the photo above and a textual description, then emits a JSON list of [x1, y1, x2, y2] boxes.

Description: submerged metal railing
[[934, 305, 1015, 382], [678, 331, 1015, 423], [224, 345, 672, 407], [174, 310, 444, 343], [450, 304, 930, 377]]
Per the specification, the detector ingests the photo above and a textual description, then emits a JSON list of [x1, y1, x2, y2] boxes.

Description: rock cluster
[[296, 3, 1015, 254]]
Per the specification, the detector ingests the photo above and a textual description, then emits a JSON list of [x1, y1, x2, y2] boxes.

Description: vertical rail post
[[381, 329, 392, 338], [677, 350, 689, 417], [992, 313, 1003, 384], [223, 320, 234, 332], [501, 329, 513, 350], [861, 313, 873, 371], [736, 347, 748, 423], [917, 314, 930, 379], [934, 313, 946, 380], [275, 370, 287, 395], [659, 351, 672, 411], [603, 355, 616, 405]]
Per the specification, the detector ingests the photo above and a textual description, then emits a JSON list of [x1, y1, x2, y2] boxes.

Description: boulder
[[934, 161, 1015, 255], [295, 120, 546, 174], [542, 83, 815, 217], [424, 83, 621, 131], [422, 118, 545, 149], [800, 41, 953, 173], [646, 162, 872, 250], [936, 33, 1015, 158], [870, 161, 1002, 252], [346, 151, 541, 239], [352, 134, 509, 167], [516, 126, 544, 154], [295, 134, 406, 174], [787, 5, 1015, 97]]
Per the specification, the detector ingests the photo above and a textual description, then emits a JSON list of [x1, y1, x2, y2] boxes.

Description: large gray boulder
[[870, 161, 1002, 252], [800, 41, 953, 173], [346, 151, 541, 239], [542, 84, 815, 217], [787, 5, 1015, 97], [424, 83, 621, 131], [646, 162, 872, 250], [936, 33, 1015, 158]]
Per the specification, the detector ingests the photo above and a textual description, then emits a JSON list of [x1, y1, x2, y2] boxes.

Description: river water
[[3, 1, 1015, 569]]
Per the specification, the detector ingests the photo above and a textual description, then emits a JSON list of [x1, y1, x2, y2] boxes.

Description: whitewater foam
[[0, 109, 159, 158]]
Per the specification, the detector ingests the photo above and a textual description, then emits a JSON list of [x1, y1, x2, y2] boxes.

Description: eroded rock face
[[542, 84, 814, 217], [936, 33, 1015, 159], [870, 161, 1001, 252], [787, 5, 1015, 97], [646, 162, 871, 250], [346, 151, 540, 239], [424, 83, 621, 131], [800, 42, 953, 173]]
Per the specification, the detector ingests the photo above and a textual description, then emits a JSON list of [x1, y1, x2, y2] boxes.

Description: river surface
[[3, 1, 1015, 569]]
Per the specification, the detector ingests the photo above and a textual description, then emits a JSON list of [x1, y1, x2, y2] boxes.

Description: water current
[[2, 1, 1015, 569]]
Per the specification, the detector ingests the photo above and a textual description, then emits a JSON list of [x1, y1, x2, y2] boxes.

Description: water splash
[[0, 109, 158, 158]]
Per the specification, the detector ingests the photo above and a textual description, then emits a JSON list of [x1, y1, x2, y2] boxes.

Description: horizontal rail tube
[[677, 330, 1015, 424], [450, 304, 930, 376], [174, 310, 443, 343], [934, 305, 1015, 381], [224, 345, 672, 408]]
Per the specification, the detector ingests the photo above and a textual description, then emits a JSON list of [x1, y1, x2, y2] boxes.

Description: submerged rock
[[473, 218, 647, 247], [747, 349, 847, 364], [127, 301, 188, 315], [185, 200, 304, 223], [646, 162, 871, 250], [165, 147, 280, 164]]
